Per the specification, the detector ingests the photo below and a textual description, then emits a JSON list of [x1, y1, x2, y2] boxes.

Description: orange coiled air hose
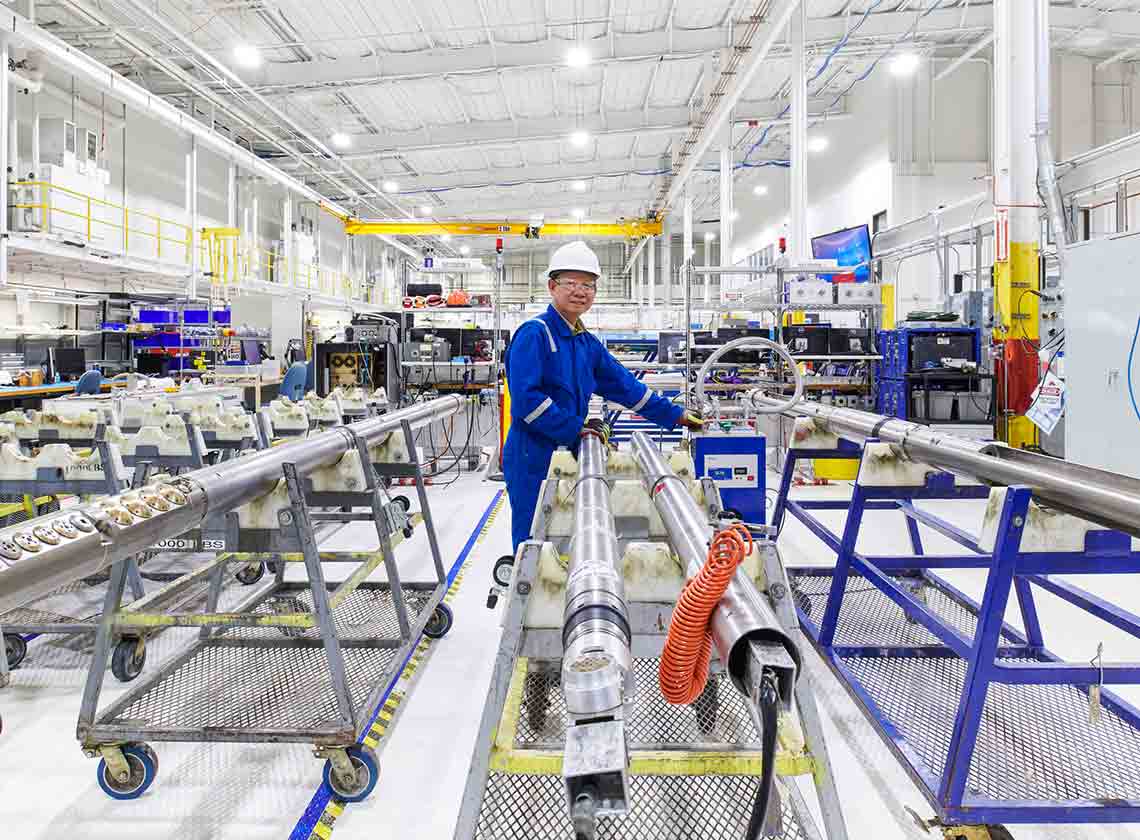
[[658, 522, 753, 705]]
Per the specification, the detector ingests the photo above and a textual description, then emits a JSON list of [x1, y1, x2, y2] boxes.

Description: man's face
[[548, 270, 598, 319]]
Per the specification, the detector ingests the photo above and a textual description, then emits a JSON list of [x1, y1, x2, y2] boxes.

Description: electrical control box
[[401, 339, 452, 362], [835, 283, 879, 305], [787, 279, 832, 305], [693, 431, 766, 526], [40, 118, 76, 169]]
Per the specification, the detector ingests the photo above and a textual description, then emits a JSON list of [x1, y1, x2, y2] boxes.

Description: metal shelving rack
[[688, 264, 884, 465]]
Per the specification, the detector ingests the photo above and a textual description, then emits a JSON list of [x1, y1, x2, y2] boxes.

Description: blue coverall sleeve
[[592, 340, 684, 429], [507, 324, 583, 446]]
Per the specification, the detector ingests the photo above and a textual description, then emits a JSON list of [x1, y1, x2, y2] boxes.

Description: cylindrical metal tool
[[752, 395, 1140, 539], [561, 432, 634, 718], [0, 395, 465, 614], [629, 431, 800, 698]]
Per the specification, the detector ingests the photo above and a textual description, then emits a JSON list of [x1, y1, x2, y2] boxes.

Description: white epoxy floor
[[2, 470, 1140, 840]]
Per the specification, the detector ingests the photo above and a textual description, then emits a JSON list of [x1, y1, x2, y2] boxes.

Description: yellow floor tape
[[305, 494, 505, 840]]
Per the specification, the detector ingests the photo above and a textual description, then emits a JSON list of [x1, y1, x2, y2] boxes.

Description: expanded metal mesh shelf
[[0, 579, 98, 626], [475, 773, 810, 840], [792, 572, 1019, 647], [790, 570, 1140, 806], [844, 654, 1140, 803], [222, 584, 433, 642], [99, 641, 397, 733], [514, 658, 759, 749]]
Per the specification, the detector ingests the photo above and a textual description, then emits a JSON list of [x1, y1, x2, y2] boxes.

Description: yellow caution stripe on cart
[[488, 657, 817, 779], [304, 493, 507, 840]]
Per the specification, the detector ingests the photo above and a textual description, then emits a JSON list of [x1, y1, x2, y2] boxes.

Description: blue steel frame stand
[[774, 438, 1140, 829]]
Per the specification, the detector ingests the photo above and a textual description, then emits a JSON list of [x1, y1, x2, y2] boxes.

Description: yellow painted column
[[994, 242, 1039, 449]]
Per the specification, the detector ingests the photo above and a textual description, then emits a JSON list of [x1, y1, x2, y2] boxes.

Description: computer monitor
[[53, 347, 87, 379], [136, 354, 168, 376], [242, 339, 261, 365], [811, 224, 872, 283]]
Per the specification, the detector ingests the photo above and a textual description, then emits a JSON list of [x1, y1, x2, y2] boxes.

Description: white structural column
[[226, 164, 236, 226], [188, 135, 199, 299], [648, 231, 656, 309], [283, 197, 293, 283], [993, 0, 1040, 449], [789, 0, 809, 262], [719, 118, 733, 270], [632, 251, 640, 307], [661, 216, 672, 310], [683, 191, 694, 320], [0, 37, 9, 288], [994, 0, 1039, 247], [703, 235, 712, 304]]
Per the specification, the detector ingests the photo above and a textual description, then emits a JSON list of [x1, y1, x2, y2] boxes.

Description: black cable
[[745, 670, 781, 840]]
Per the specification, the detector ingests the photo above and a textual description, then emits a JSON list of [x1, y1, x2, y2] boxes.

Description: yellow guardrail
[[10, 181, 376, 304], [11, 180, 192, 264]]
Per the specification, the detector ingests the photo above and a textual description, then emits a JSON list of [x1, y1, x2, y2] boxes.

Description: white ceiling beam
[[384, 188, 674, 218], [384, 154, 725, 192], [193, 6, 998, 96], [306, 99, 842, 158]]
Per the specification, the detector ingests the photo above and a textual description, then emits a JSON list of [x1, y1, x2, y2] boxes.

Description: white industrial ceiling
[[34, 0, 1140, 240]]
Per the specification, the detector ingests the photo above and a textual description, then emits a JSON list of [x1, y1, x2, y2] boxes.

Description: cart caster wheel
[[393, 495, 411, 513], [97, 743, 158, 800], [235, 562, 266, 586], [402, 525, 415, 539], [4, 633, 27, 670], [111, 638, 147, 682], [492, 555, 514, 588], [323, 745, 379, 803], [423, 603, 454, 639], [486, 588, 500, 609], [693, 677, 719, 735]]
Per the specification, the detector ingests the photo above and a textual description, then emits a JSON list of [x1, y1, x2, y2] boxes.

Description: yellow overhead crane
[[342, 218, 662, 238]]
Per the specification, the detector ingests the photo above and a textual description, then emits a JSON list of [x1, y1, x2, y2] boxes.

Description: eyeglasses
[[557, 278, 598, 292]]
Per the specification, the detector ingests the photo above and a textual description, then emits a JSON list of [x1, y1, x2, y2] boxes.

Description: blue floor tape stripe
[[288, 489, 504, 840]]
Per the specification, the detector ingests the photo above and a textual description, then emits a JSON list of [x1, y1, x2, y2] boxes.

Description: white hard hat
[[547, 240, 602, 280]]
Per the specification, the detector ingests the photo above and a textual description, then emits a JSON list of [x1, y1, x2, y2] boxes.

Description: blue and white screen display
[[810, 225, 872, 283]]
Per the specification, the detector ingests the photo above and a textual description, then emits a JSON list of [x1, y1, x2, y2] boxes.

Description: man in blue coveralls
[[503, 240, 704, 550]]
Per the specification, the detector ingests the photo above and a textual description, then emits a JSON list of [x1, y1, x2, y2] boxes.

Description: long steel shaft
[[629, 432, 799, 696], [561, 432, 633, 718], [0, 395, 465, 614], [752, 395, 1140, 538]]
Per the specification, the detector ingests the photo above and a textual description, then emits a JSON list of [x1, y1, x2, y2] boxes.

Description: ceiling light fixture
[[569, 130, 590, 148], [382, 180, 399, 194], [330, 132, 352, 149], [419, 205, 433, 216], [730, 210, 741, 221], [459, 245, 471, 255], [232, 44, 262, 69], [440, 233, 452, 242], [753, 184, 769, 196], [704, 232, 716, 241], [808, 136, 829, 154], [566, 47, 591, 68], [891, 53, 921, 76], [571, 180, 588, 192], [572, 208, 586, 220]]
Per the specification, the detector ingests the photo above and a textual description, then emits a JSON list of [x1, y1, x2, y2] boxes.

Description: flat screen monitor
[[54, 347, 87, 378], [811, 224, 872, 283], [136, 354, 168, 376], [242, 339, 261, 365]]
